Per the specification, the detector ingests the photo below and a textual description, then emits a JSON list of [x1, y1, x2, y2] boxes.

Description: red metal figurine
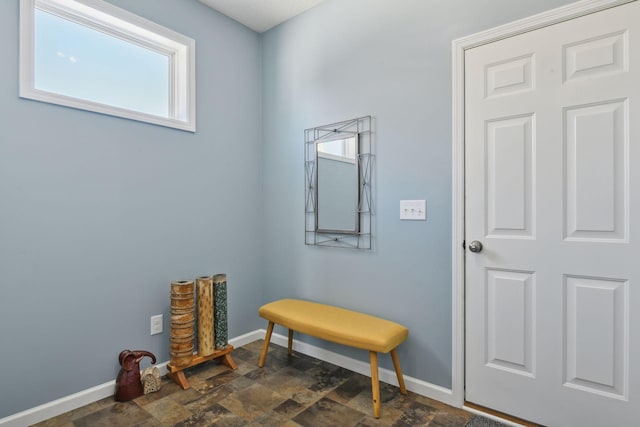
[[115, 350, 156, 402]]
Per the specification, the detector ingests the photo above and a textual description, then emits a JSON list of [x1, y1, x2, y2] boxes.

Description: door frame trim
[[450, 0, 635, 407]]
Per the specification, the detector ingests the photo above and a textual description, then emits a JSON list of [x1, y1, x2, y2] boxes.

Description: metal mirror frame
[[305, 116, 373, 249]]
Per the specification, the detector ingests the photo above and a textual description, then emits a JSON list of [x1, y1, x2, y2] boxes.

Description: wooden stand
[[166, 345, 237, 389]]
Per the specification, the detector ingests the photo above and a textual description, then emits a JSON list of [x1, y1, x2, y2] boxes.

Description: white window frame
[[19, 0, 196, 132]]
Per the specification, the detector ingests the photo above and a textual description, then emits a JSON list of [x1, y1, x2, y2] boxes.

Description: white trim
[[450, 0, 636, 410], [19, 0, 196, 132], [228, 329, 265, 348], [0, 379, 120, 427], [268, 332, 456, 406], [451, 22, 466, 408]]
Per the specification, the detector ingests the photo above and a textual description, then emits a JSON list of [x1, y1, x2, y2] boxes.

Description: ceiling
[[198, 0, 325, 33]]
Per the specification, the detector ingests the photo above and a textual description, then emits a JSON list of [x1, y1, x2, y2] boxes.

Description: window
[[20, 0, 196, 131]]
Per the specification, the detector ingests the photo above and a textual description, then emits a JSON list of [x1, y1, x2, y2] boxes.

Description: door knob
[[468, 240, 483, 253]]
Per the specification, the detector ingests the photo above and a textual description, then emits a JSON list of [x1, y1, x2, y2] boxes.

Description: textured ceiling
[[198, 0, 325, 33]]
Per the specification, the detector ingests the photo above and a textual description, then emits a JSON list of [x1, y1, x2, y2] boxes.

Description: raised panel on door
[[486, 269, 535, 376], [564, 31, 627, 82], [564, 100, 628, 242], [486, 54, 535, 98], [564, 275, 628, 399], [485, 114, 535, 238]]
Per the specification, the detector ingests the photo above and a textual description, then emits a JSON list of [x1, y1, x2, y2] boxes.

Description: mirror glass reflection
[[316, 135, 359, 233]]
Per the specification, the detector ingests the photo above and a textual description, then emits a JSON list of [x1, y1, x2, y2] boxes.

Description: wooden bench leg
[[221, 352, 238, 370], [369, 351, 381, 418], [288, 329, 294, 354], [166, 370, 190, 390], [390, 348, 407, 394], [258, 321, 274, 368]]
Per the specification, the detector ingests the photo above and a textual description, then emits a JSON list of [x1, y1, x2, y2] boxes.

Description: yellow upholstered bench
[[258, 298, 409, 418]]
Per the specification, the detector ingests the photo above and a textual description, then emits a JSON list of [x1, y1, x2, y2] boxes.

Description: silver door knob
[[469, 240, 483, 253]]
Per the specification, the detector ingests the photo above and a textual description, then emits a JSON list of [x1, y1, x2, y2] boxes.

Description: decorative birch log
[[213, 274, 228, 349], [196, 275, 215, 356], [170, 280, 195, 367]]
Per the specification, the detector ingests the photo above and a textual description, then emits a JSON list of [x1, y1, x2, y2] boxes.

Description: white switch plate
[[400, 200, 426, 220], [150, 314, 163, 335]]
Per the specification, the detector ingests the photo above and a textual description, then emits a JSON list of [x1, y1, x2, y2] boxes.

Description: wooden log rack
[[166, 345, 237, 389]]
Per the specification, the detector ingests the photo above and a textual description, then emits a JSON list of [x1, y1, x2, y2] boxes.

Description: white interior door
[[465, 2, 639, 426]]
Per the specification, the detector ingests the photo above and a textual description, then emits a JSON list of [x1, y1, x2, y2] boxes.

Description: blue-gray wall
[[0, 0, 263, 418], [261, 0, 574, 388]]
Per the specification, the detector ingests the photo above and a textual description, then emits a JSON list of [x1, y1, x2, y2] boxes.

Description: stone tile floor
[[34, 340, 472, 427]]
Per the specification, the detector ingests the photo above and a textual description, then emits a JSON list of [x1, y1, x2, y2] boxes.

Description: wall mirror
[[305, 116, 373, 249]]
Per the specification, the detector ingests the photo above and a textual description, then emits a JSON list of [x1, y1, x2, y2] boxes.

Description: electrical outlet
[[150, 314, 163, 335]]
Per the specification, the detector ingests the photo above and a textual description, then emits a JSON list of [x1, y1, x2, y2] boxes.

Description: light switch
[[400, 200, 426, 220]]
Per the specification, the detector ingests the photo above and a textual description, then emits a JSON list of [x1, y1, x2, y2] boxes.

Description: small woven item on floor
[[141, 366, 161, 394], [465, 414, 510, 427]]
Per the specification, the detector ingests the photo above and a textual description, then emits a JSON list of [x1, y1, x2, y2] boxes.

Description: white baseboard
[[0, 328, 454, 426], [228, 329, 265, 348], [0, 378, 122, 427], [0, 331, 263, 427]]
